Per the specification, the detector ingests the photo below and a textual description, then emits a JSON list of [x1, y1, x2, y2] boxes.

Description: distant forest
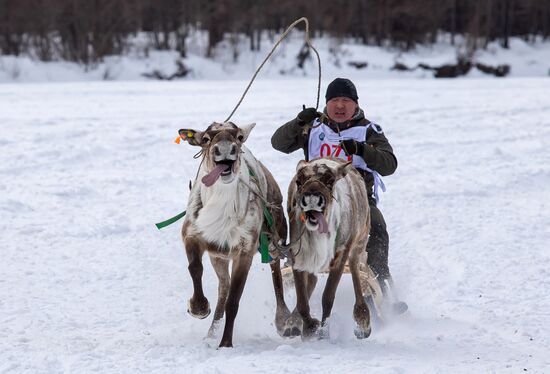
[[1, 0, 549, 64]]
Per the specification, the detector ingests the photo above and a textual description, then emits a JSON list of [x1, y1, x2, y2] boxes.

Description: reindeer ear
[[178, 128, 205, 147], [296, 159, 308, 172], [334, 161, 354, 180], [236, 123, 256, 143]]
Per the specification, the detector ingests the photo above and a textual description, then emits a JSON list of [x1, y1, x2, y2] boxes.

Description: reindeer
[[178, 122, 290, 348], [285, 157, 373, 339]]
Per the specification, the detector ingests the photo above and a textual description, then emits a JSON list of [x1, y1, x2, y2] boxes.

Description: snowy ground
[[1, 35, 550, 83], [1, 78, 550, 373]]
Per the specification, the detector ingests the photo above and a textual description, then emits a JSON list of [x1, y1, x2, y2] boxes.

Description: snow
[[1, 78, 550, 373], [1, 34, 550, 83]]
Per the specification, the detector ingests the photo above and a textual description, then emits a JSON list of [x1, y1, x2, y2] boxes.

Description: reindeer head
[[293, 159, 354, 232], [178, 122, 255, 185]]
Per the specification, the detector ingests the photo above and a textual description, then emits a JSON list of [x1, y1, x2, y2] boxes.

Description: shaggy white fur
[[192, 147, 263, 249], [292, 175, 352, 273]]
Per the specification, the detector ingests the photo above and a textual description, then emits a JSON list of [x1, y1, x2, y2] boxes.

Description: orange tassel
[[174, 136, 181, 144], [299, 212, 306, 223]]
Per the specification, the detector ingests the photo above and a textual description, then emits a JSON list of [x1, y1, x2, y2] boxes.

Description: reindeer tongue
[[310, 211, 329, 234], [201, 164, 230, 187]]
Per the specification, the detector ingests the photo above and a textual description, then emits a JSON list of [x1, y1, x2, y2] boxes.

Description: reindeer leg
[[218, 252, 253, 348], [349, 243, 371, 339], [283, 272, 317, 337], [207, 255, 230, 338], [293, 269, 320, 340], [319, 250, 348, 337], [270, 205, 293, 337], [185, 238, 210, 319], [307, 273, 318, 292], [270, 260, 292, 337]]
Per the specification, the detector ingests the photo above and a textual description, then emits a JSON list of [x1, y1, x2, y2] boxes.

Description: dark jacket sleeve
[[358, 128, 398, 176], [271, 117, 304, 154]]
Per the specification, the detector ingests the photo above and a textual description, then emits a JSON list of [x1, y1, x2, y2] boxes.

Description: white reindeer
[[178, 122, 290, 348], [285, 157, 373, 339]]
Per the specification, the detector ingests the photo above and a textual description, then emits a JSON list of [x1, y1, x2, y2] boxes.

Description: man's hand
[[297, 105, 320, 126], [339, 139, 365, 156]]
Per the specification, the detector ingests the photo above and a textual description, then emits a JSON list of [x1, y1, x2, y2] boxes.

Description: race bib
[[308, 120, 369, 171]]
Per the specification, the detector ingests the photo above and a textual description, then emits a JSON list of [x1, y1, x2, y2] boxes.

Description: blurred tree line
[[1, 0, 549, 64]]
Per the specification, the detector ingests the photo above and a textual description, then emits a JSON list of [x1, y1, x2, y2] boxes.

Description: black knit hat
[[325, 78, 358, 103]]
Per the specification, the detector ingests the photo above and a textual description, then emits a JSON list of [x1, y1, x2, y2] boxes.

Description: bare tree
[[1, 0, 549, 64]]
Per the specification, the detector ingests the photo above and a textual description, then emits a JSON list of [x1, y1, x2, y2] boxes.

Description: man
[[271, 78, 405, 310]]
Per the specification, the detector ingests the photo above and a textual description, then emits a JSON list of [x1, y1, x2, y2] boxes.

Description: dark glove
[[339, 139, 365, 156], [297, 105, 319, 126]]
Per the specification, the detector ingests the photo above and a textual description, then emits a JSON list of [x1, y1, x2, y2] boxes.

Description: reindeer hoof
[[281, 312, 302, 338], [275, 306, 293, 337], [301, 318, 321, 341], [353, 303, 371, 339], [283, 327, 301, 337], [187, 298, 211, 319], [354, 325, 371, 339], [207, 319, 223, 339]]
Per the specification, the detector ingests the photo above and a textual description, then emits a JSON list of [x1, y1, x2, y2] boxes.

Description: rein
[[239, 165, 295, 263]]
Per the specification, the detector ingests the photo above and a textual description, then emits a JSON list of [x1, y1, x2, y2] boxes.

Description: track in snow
[[1, 78, 549, 373]]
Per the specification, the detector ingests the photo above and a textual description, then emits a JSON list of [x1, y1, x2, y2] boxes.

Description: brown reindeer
[[178, 122, 290, 348], [285, 157, 372, 339]]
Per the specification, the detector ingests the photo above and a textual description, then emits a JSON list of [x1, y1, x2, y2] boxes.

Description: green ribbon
[[259, 232, 270, 263], [249, 165, 273, 263], [155, 210, 186, 230], [156, 166, 274, 264], [262, 205, 273, 228], [258, 204, 275, 263]]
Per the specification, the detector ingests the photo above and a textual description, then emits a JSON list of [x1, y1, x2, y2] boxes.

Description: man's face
[[326, 97, 358, 123]]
